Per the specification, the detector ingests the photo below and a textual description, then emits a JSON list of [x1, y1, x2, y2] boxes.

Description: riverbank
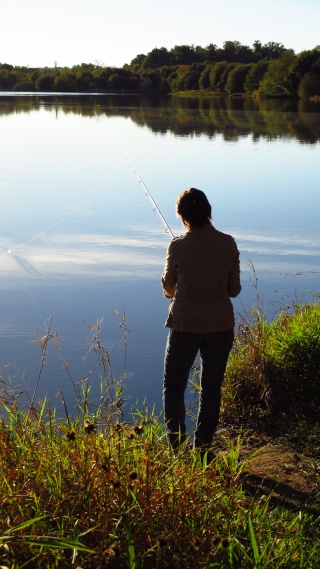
[[0, 301, 319, 567]]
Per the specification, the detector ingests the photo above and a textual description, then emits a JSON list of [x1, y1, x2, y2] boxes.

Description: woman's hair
[[176, 188, 212, 228]]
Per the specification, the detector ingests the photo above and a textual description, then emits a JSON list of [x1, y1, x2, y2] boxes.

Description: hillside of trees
[[1, 40, 320, 98]]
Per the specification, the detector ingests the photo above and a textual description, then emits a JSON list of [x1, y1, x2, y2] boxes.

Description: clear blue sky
[[1, 0, 319, 68]]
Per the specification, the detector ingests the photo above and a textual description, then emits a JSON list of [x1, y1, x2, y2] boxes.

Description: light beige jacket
[[161, 224, 241, 333]]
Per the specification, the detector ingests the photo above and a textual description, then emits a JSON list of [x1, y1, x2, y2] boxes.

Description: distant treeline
[[1, 40, 320, 98]]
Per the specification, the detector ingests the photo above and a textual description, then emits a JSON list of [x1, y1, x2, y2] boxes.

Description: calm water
[[0, 94, 319, 415]]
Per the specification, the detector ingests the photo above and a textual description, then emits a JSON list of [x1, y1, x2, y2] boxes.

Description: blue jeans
[[163, 329, 234, 449]]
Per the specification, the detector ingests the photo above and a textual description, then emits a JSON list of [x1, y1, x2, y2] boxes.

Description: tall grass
[[0, 300, 319, 568], [223, 267, 320, 426]]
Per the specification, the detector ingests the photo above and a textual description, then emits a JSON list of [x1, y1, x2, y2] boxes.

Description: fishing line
[[127, 159, 174, 239], [12, 189, 97, 253], [4, 178, 108, 329], [7, 249, 45, 323]]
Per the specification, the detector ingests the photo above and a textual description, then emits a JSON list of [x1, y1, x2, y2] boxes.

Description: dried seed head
[[134, 425, 144, 435], [106, 543, 120, 557], [129, 471, 138, 481], [84, 421, 96, 434], [66, 430, 76, 442]]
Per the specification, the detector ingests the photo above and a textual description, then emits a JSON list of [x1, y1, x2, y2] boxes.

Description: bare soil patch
[[214, 424, 320, 513]]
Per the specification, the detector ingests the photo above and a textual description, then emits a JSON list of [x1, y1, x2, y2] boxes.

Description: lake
[[0, 93, 319, 417]]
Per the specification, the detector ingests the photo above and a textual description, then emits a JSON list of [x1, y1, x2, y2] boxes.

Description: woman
[[162, 188, 241, 456]]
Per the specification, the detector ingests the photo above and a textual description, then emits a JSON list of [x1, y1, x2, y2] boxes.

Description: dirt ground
[[213, 423, 320, 513]]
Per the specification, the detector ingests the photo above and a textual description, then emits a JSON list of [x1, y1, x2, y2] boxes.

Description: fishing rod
[[127, 159, 174, 239]]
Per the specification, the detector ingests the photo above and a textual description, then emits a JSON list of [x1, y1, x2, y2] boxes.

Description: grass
[[0, 298, 320, 568], [223, 272, 320, 427]]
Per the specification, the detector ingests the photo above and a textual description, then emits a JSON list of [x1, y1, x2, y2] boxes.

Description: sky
[[1, 0, 320, 69]]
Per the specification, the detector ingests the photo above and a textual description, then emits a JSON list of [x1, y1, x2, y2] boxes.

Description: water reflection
[[2, 226, 320, 284], [1, 93, 320, 143]]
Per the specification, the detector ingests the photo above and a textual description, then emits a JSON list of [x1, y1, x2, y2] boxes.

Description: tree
[[217, 63, 237, 92], [194, 45, 207, 63], [260, 42, 286, 60], [244, 59, 270, 94], [222, 40, 253, 63], [0, 69, 18, 89], [287, 48, 320, 94], [205, 43, 218, 62], [0, 62, 13, 71], [107, 68, 138, 91], [175, 70, 201, 91], [252, 40, 263, 58], [209, 61, 228, 91], [298, 58, 320, 98], [142, 47, 171, 69], [75, 70, 94, 91], [54, 68, 77, 91], [199, 65, 212, 89], [170, 45, 196, 65], [259, 50, 296, 96], [92, 67, 114, 90], [226, 64, 253, 93], [36, 73, 55, 91]]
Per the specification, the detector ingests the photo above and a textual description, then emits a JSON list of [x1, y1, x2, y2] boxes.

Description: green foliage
[[225, 64, 253, 94], [141, 47, 171, 69], [287, 48, 320, 93], [259, 50, 296, 96], [224, 301, 320, 420], [265, 304, 320, 412], [244, 59, 270, 94], [217, 62, 237, 93], [171, 44, 199, 65], [223, 40, 254, 63], [54, 68, 77, 91], [199, 64, 212, 89], [298, 57, 320, 98], [0, 69, 19, 89], [174, 70, 201, 92], [209, 61, 228, 91], [36, 73, 55, 91]]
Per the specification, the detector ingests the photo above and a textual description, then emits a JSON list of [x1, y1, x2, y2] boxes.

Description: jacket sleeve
[[161, 242, 177, 298], [228, 243, 241, 298]]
